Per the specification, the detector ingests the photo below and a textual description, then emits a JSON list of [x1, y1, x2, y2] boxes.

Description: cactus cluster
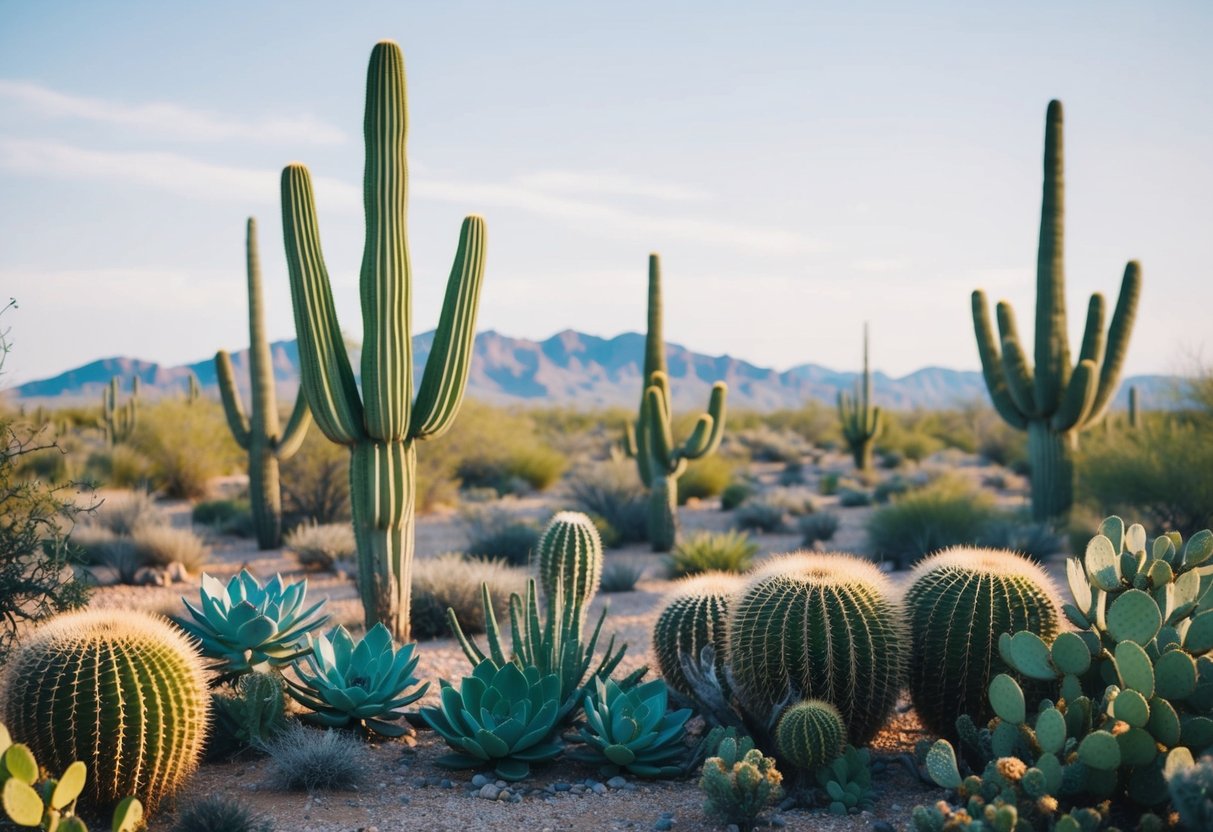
[[281, 41, 487, 641], [773, 699, 846, 773], [836, 323, 882, 472], [101, 376, 138, 446], [216, 218, 312, 550], [623, 254, 728, 551], [535, 511, 603, 615], [972, 99, 1142, 521], [699, 734, 783, 832], [0, 610, 209, 812], [651, 572, 742, 704], [905, 547, 1062, 738], [209, 672, 289, 758]]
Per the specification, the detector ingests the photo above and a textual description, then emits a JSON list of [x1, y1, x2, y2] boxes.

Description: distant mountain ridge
[[9, 329, 1176, 412]]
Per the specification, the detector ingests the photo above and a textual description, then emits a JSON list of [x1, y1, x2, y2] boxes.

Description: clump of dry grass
[[410, 553, 528, 640], [131, 524, 208, 573], [92, 490, 165, 535], [285, 522, 356, 571], [263, 724, 367, 792]]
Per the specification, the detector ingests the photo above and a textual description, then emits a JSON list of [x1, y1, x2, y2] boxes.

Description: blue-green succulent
[[420, 660, 563, 781], [178, 569, 329, 677], [286, 623, 428, 737], [570, 677, 691, 777]]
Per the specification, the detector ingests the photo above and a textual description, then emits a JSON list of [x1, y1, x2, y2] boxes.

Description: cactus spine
[[624, 254, 727, 551], [0, 610, 209, 812], [972, 100, 1142, 521], [652, 572, 743, 700], [215, 218, 312, 550], [281, 42, 487, 641], [837, 323, 882, 472], [904, 547, 1062, 739], [774, 699, 846, 773], [727, 553, 906, 745], [536, 511, 603, 615], [102, 376, 138, 446]]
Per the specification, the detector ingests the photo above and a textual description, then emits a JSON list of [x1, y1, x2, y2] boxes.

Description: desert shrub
[[878, 449, 904, 470], [798, 511, 839, 545], [838, 488, 872, 508], [192, 497, 252, 529], [600, 558, 645, 592], [440, 401, 567, 494], [978, 517, 1062, 560], [132, 399, 241, 498], [734, 426, 805, 463], [284, 522, 356, 571], [461, 506, 542, 566], [263, 724, 368, 792], [777, 461, 805, 486], [72, 527, 141, 583], [873, 474, 913, 504], [679, 455, 734, 504], [170, 794, 273, 832], [564, 460, 648, 546], [763, 400, 838, 446], [131, 524, 208, 573], [86, 444, 155, 490], [410, 553, 527, 640], [818, 472, 840, 496], [13, 437, 75, 483], [866, 474, 1002, 569], [668, 530, 758, 577], [280, 429, 351, 525], [720, 481, 754, 511], [92, 489, 165, 534], [766, 487, 815, 516], [734, 498, 787, 533], [66, 524, 119, 565]]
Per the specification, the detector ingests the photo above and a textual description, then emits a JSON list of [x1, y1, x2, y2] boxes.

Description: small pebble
[[472, 774, 490, 787], [554, 782, 571, 792], [398, 795, 410, 805], [725, 826, 740, 832], [872, 823, 896, 832], [607, 776, 628, 789], [591, 783, 608, 796], [479, 784, 501, 800], [771, 818, 786, 828], [654, 819, 674, 831]]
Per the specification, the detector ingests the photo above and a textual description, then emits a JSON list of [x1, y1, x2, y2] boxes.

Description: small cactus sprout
[[652, 572, 743, 701], [535, 511, 603, 614], [837, 323, 882, 472], [904, 547, 1062, 738], [728, 553, 906, 745], [774, 699, 846, 773], [0, 610, 209, 811]]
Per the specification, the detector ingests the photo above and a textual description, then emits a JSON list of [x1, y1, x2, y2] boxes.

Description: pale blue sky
[[1, 0, 1210, 384]]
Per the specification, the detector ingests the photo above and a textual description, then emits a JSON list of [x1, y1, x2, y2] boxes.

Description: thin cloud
[[516, 170, 711, 202], [0, 79, 345, 145]]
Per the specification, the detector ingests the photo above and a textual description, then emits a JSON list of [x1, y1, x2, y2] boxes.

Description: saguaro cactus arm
[[971, 291, 1028, 430], [1033, 98, 1070, 414], [215, 350, 252, 449], [282, 164, 366, 445], [681, 382, 727, 459], [276, 393, 313, 458], [1086, 261, 1142, 422]]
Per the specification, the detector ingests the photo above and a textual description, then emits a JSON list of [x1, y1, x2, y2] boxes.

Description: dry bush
[[285, 522, 356, 571], [410, 553, 528, 640], [132, 399, 242, 498]]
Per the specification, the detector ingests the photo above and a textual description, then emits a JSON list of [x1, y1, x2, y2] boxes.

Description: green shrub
[[838, 488, 872, 507], [461, 507, 542, 566], [409, 553, 528, 640], [263, 724, 367, 792], [778, 461, 805, 486], [734, 498, 787, 533], [798, 512, 839, 545], [668, 530, 758, 577], [565, 460, 648, 546], [600, 558, 645, 592], [192, 498, 254, 537], [720, 481, 753, 511], [132, 400, 241, 499], [734, 426, 805, 463], [818, 472, 840, 496], [873, 474, 915, 504], [279, 428, 351, 525], [866, 474, 1002, 569], [86, 444, 154, 490], [678, 455, 734, 504], [441, 401, 568, 494], [130, 524, 208, 574], [284, 522, 356, 571]]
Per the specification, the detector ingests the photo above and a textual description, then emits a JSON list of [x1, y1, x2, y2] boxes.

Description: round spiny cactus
[[727, 553, 905, 745], [652, 572, 744, 699], [774, 699, 846, 772], [905, 547, 1062, 738], [0, 610, 209, 811], [536, 511, 603, 611]]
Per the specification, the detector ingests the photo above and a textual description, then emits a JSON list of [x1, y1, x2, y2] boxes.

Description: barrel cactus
[[535, 511, 603, 613], [727, 553, 906, 745], [905, 547, 1062, 738], [0, 610, 209, 811], [774, 699, 846, 773], [652, 572, 742, 700]]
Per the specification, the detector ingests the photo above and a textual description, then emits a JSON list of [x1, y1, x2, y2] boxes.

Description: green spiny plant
[[837, 323, 882, 472], [773, 699, 845, 773], [216, 218, 312, 550], [904, 547, 1062, 739], [209, 672, 289, 759], [102, 376, 138, 447], [727, 553, 906, 745], [972, 99, 1142, 522], [1166, 749, 1213, 832], [623, 254, 727, 551], [816, 744, 877, 816], [699, 736, 783, 832], [0, 610, 209, 812], [535, 510, 603, 615], [280, 41, 487, 641], [652, 572, 742, 705]]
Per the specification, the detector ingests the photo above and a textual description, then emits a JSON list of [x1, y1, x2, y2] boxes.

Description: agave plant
[[570, 676, 691, 777], [178, 569, 329, 678], [420, 659, 563, 781], [286, 624, 428, 737]]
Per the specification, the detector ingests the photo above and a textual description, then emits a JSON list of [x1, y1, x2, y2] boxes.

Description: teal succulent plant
[[420, 660, 563, 781], [286, 623, 428, 737], [178, 569, 329, 678], [816, 745, 876, 815], [570, 677, 691, 777]]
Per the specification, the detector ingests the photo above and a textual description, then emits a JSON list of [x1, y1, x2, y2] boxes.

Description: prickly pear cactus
[[0, 610, 209, 811], [652, 572, 742, 701], [774, 699, 845, 773], [535, 511, 603, 614], [905, 547, 1062, 739]]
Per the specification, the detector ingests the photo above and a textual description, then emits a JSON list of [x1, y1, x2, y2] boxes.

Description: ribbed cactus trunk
[[216, 219, 311, 550], [282, 42, 487, 642], [1027, 422, 1074, 522], [649, 474, 679, 552]]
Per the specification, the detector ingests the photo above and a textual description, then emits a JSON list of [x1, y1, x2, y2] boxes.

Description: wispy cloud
[[516, 170, 710, 202], [0, 79, 345, 145]]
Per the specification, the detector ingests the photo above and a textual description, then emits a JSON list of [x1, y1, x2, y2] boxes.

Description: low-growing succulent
[[178, 569, 329, 678], [815, 745, 876, 815], [699, 735, 783, 832], [570, 677, 691, 777], [774, 699, 845, 773], [420, 660, 563, 781], [652, 572, 742, 704], [210, 672, 290, 758], [286, 623, 428, 737]]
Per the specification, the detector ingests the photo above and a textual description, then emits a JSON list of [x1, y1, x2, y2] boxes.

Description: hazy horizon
[[2, 1, 1211, 385]]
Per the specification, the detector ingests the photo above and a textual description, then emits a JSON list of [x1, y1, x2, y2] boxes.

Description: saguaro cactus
[[1128, 385, 1140, 429], [281, 42, 487, 641], [102, 375, 139, 446], [186, 372, 201, 404], [623, 254, 727, 551], [837, 323, 882, 472], [972, 100, 1141, 522], [215, 218, 312, 550]]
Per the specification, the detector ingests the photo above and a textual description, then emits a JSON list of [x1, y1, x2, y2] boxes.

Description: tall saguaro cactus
[[837, 323, 882, 472], [215, 218, 312, 550], [972, 100, 1141, 522], [102, 376, 138, 446], [623, 254, 727, 551], [281, 42, 487, 641]]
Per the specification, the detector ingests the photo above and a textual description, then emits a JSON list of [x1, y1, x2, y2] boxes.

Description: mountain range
[[8, 329, 1175, 412]]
